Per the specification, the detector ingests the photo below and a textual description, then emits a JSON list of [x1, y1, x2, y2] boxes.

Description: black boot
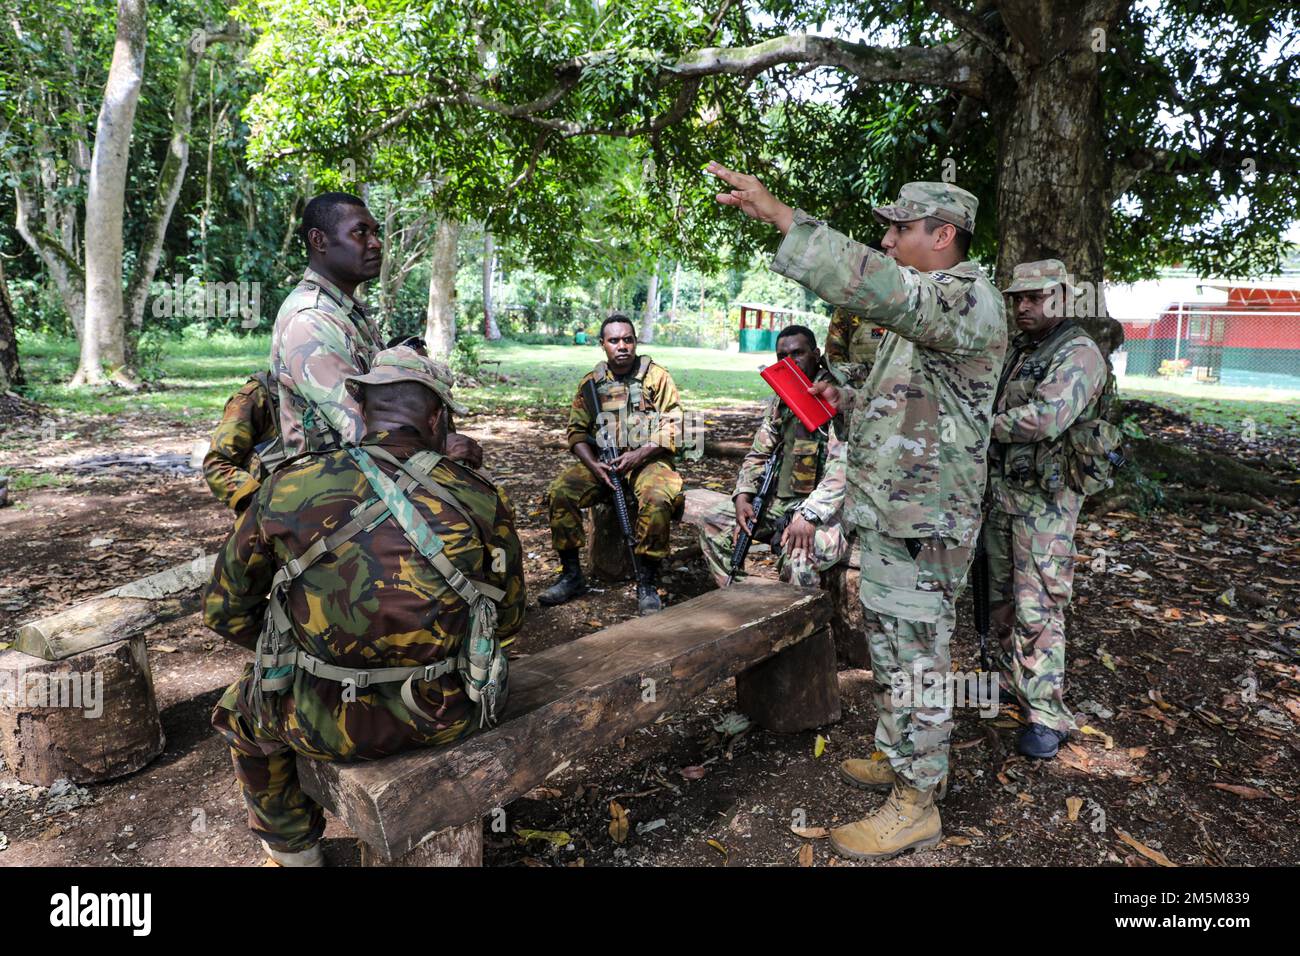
[[636, 558, 662, 616], [539, 549, 586, 606], [1017, 723, 1070, 759]]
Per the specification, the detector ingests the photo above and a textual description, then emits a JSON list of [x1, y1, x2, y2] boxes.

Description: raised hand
[[706, 162, 795, 234]]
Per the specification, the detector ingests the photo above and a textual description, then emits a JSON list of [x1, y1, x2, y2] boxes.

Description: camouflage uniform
[[986, 261, 1108, 733], [271, 267, 385, 456], [203, 371, 281, 512], [769, 183, 1007, 792], [825, 308, 884, 387], [698, 363, 851, 586], [205, 423, 525, 853], [547, 358, 684, 561]]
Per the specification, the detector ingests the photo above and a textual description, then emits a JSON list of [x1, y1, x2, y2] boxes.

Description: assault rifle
[[726, 443, 782, 586], [585, 378, 643, 584]]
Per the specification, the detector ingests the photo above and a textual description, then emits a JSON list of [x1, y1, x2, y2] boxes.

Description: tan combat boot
[[260, 840, 325, 867], [839, 754, 949, 800], [829, 782, 943, 861]]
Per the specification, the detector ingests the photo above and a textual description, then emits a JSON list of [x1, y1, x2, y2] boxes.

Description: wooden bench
[[297, 579, 837, 865]]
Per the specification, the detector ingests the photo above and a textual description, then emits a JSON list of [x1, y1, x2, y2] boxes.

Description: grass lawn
[[1119, 375, 1300, 436], [13, 333, 1298, 440], [476, 339, 773, 413]]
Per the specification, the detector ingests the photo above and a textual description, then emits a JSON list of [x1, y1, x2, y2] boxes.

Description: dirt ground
[[0, 394, 1296, 867]]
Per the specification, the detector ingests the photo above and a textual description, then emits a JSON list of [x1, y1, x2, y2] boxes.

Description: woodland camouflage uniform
[[203, 371, 281, 512], [546, 358, 684, 560], [770, 183, 1007, 794], [270, 267, 385, 456], [986, 260, 1109, 734], [697, 361, 851, 586], [205, 415, 525, 853]]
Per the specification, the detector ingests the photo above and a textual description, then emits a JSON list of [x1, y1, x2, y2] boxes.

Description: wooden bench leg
[[735, 626, 841, 732], [359, 819, 483, 867], [822, 564, 871, 668]]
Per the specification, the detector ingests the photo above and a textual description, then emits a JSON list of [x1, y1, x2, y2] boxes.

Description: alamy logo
[[49, 886, 151, 936], [891, 662, 998, 718], [0, 670, 103, 718]]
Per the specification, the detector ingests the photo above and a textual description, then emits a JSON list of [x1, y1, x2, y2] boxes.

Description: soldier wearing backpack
[[205, 346, 524, 866], [986, 259, 1123, 760]]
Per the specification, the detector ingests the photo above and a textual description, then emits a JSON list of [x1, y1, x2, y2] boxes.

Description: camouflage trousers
[[210, 664, 471, 852], [547, 457, 683, 560], [697, 495, 851, 587], [985, 505, 1081, 733], [857, 526, 974, 793]]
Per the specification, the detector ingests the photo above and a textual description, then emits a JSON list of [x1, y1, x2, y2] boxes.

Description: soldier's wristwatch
[[797, 506, 821, 525]]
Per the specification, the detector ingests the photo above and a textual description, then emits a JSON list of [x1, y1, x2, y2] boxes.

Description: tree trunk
[[125, 28, 236, 356], [0, 256, 24, 390], [482, 231, 501, 339], [992, 6, 1108, 303], [425, 217, 461, 359], [670, 261, 681, 321], [378, 203, 397, 321], [641, 267, 659, 344], [74, 0, 148, 388]]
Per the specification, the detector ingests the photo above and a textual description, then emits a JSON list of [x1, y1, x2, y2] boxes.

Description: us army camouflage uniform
[[203, 371, 280, 512], [205, 429, 525, 852], [769, 183, 1007, 792], [698, 363, 851, 586], [825, 308, 884, 387], [271, 268, 385, 456], [987, 261, 1108, 734], [547, 358, 684, 561]]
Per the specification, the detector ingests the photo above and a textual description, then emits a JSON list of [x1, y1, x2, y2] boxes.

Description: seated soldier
[[698, 325, 851, 587], [204, 346, 525, 867], [203, 371, 282, 513], [538, 314, 684, 616]]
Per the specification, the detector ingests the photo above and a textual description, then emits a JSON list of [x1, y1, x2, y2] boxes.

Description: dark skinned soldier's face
[[309, 206, 383, 288], [601, 321, 637, 374], [776, 333, 820, 382]]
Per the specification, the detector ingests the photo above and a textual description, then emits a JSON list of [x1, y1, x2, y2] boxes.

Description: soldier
[[538, 314, 684, 616], [709, 162, 1007, 861], [205, 346, 525, 866], [824, 307, 884, 387], [985, 260, 1113, 759], [271, 192, 387, 457], [203, 371, 282, 513], [697, 324, 851, 587]]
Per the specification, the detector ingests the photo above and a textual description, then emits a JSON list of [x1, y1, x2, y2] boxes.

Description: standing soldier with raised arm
[[986, 260, 1115, 759], [709, 163, 1007, 861], [538, 315, 684, 616], [697, 324, 851, 587]]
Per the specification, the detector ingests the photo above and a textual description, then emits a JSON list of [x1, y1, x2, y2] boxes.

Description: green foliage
[[451, 331, 485, 376]]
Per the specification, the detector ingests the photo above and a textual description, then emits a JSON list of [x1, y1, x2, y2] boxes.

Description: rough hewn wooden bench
[[297, 579, 837, 865]]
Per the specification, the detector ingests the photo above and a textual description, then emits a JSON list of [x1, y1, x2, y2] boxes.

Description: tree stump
[[587, 501, 636, 582], [0, 635, 165, 785], [735, 626, 841, 732], [821, 562, 871, 668], [358, 819, 483, 867]]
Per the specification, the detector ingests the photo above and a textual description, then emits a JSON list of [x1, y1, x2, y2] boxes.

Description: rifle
[[971, 527, 990, 672], [726, 444, 782, 586], [585, 378, 643, 583]]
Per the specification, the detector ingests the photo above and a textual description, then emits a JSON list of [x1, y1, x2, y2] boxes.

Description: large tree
[[237, 0, 1299, 320]]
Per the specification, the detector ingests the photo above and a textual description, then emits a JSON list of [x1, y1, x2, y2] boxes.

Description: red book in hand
[[760, 357, 836, 432]]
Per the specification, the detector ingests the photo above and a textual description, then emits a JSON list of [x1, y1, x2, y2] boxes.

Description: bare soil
[[0, 398, 1296, 867]]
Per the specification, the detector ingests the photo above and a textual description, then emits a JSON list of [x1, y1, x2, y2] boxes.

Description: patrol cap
[[872, 182, 978, 233], [345, 345, 468, 415], [1002, 259, 1077, 297]]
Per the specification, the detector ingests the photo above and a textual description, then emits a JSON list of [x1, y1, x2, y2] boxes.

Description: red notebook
[[760, 357, 836, 432]]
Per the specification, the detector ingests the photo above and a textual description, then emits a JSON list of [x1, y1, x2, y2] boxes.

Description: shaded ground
[[0, 394, 1296, 867]]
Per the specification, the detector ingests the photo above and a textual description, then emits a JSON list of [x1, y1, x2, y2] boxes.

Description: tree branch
[[922, 0, 1023, 82]]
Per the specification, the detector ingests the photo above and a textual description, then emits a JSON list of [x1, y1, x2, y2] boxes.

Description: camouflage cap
[[1002, 259, 1077, 296], [872, 181, 978, 233], [345, 345, 468, 415]]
